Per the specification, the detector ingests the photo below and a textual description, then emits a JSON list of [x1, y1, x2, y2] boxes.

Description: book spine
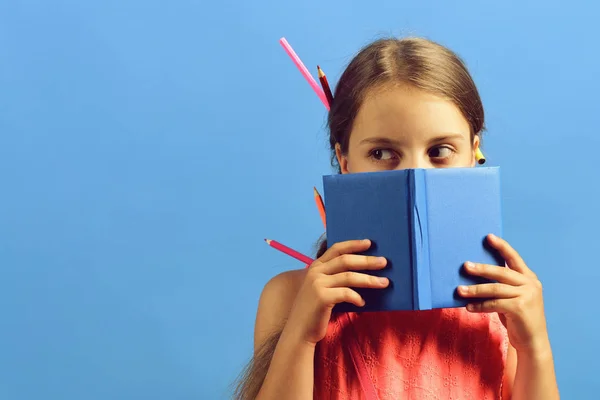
[[409, 170, 432, 310]]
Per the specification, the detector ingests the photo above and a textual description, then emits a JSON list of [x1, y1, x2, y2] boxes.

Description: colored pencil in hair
[[317, 66, 334, 106], [475, 147, 486, 165], [313, 186, 327, 229], [279, 37, 330, 111], [264, 238, 314, 265]]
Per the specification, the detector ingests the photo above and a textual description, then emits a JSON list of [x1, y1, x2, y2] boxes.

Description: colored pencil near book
[[475, 147, 486, 164], [264, 238, 314, 266], [317, 66, 334, 106], [279, 37, 330, 110], [313, 186, 327, 229]]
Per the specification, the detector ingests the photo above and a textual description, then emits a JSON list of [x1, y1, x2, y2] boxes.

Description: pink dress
[[314, 308, 509, 399]]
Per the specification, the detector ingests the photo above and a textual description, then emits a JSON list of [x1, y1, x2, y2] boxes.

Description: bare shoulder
[[253, 268, 306, 350]]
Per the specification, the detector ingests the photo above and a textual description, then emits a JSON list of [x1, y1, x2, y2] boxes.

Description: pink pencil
[[264, 238, 314, 266], [279, 37, 330, 111]]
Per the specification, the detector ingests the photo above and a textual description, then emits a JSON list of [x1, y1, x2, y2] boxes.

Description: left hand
[[458, 233, 550, 355]]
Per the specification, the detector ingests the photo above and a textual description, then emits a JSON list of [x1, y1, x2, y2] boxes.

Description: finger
[[464, 261, 527, 286], [487, 234, 535, 277], [458, 283, 521, 299], [321, 253, 387, 275], [325, 271, 389, 289], [316, 239, 373, 264], [323, 287, 365, 308], [466, 298, 521, 314]]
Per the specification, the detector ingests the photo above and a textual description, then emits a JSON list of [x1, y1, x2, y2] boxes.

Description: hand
[[458, 234, 550, 355], [283, 239, 389, 345]]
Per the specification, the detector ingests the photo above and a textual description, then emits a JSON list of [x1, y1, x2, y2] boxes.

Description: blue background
[[1, 1, 597, 398]]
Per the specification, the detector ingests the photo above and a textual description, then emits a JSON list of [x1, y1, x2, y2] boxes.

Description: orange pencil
[[317, 66, 334, 106], [313, 187, 326, 229], [264, 238, 314, 265]]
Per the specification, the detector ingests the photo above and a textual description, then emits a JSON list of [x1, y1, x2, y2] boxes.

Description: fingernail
[[377, 257, 387, 264], [465, 261, 474, 269], [378, 277, 389, 285], [467, 304, 474, 311], [458, 285, 469, 293]]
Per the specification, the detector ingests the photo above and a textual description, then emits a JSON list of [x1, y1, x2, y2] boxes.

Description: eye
[[428, 145, 454, 159], [370, 149, 396, 161]]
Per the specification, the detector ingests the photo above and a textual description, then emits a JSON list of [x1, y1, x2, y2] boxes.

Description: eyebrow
[[359, 133, 467, 147], [427, 133, 467, 144], [358, 137, 403, 146]]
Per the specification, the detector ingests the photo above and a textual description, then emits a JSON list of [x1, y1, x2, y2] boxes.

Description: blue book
[[322, 167, 504, 313]]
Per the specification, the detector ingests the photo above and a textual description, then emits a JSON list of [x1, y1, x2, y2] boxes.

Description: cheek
[[344, 153, 370, 173], [453, 146, 476, 168], [343, 146, 361, 171]]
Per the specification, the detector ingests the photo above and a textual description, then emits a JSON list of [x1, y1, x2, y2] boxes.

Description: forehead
[[350, 84, 471, 144]]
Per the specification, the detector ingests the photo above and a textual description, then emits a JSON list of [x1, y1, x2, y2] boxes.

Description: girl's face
[[335, 85, 478, 174]]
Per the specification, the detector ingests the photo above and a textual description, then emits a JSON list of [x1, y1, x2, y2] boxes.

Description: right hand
[[283, 239, 389, 346]]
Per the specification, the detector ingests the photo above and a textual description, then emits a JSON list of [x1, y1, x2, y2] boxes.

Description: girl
[[235, 37, 559, 399]]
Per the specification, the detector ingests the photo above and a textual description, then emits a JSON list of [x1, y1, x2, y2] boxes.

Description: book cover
[[323, 167, 503, 313]]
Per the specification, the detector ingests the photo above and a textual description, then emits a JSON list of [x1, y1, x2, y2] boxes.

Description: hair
[[232, 36, 485, 399]]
